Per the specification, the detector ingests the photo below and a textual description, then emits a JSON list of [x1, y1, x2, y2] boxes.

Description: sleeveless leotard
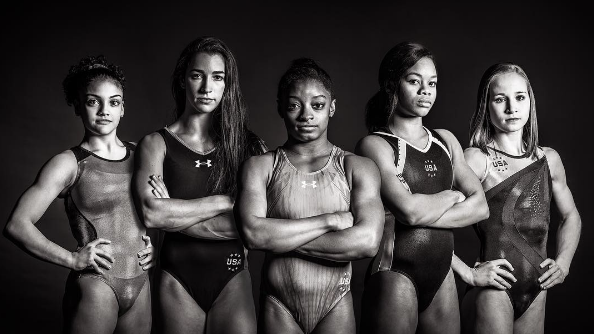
[[473, 147, 552, 319], [264, 146, 352, 334], [157, 127, 247, 312], [367, 127, 454, 312], [63, 142, 147, 315]]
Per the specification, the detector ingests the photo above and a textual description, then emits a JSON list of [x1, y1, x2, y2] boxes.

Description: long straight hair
[[469, 63, 538, 158], [365, 42, 434, 132], [171, 36, 251, 195]]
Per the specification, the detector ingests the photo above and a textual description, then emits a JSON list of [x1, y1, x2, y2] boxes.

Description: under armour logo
[[195, 159, 212, 168], [301, 181, 317, 188]]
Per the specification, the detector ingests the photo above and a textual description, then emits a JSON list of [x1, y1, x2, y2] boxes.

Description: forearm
[[426, 192, 489, 228], [554, 210, 581, 273], [142, 195, 232, 230], [388, 190, 459, 226], [240, 212, 341, 253], [295, 225, 378, 261], [451, 253, 474, 285], [179, 212, 239, 240], [5, 220, 75, 270]]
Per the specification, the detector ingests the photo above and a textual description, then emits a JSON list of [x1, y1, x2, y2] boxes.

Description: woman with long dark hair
[[133, 36, 265, 333], [355, 42, 489, 333]]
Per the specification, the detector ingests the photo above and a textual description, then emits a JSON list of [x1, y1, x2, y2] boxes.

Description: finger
[[94, 256, 112, 270], [541, 269, 562, 289], [149, 179, 166, 195], [495, 268, 517, 282], [493, 275, 512, 289], [88, 238, 112, 247], [139, 254, 153, 266], [142, 235, 152, 247], [540, 258, 554, 269], [491, 259, 514, 272], [490, 277, 508, 290], [142, 261, 155, 270], [151, 189, 162, 198], [91, 262, 103, 275], [538, 266, 558, 284], [95, 249, 115, 263]]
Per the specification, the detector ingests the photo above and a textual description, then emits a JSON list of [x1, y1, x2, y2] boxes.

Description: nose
[[506, 100, 517, 114], [97, 103, 108, 116], [199, 77, 213, 94], [298, 105, 314, 121], [419, 82, 432, 96]]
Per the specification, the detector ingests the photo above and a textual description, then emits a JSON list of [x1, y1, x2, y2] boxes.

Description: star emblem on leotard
[[226, 253, 242, 272], [338, 272, 351, 292], [424, 159, 438, 177]]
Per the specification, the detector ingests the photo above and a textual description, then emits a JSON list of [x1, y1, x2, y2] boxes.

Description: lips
[[417, 100, 432, 107], [96, 119, 112, 125], [197, 98, 214, 104], [297, 124, 317, 132], [506, 118, 521, 122]]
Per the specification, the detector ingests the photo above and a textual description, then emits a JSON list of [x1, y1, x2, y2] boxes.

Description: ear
[[329, 99, 336, 117], [121, 101, 125, 117]]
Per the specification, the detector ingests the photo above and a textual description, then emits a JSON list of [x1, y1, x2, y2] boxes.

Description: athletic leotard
[[63, 142, 148, 315], [366, 127, 454, 312], [473, 147, 552, 319], [157, 127, 247, 312], [264, 146, 352, 334]]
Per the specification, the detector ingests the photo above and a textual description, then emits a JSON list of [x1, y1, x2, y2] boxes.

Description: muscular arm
[[426, 130, 489, 228], [132, 132, 234, 234], [4, 152, 113, 273], [538, 148, 581, 288], [234, 153, 349, 253], [179, 212, 239, 240], [355, 135, 461, 226], [295, 155, 384, 261]]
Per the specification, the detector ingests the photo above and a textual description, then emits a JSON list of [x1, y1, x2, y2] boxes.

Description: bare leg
[[258, 295, 304, 334], [157, 270, 206, 334], [513, 291, 546, 334], [114, 279, 152, 334], [360, 271, 418, 334], [418, 269, 460, 334], [312, 292, 356, 334], [462, 287, 514, 334], [206, 270, 257, 334], [62, 276, 118, 334]]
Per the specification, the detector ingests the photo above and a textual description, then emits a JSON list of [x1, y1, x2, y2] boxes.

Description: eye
[[408, 79, 420, 85], [213, 74, 225, 81], [287, 102, 300, 111], [312, 103, 325, 110], [110, 100, 122, 107], [516, 95, 526, 101], [493, 97, 506, 103], [428, 81, 437, 88], [86, 99, 99, 107], [190, 73, 203, 80]]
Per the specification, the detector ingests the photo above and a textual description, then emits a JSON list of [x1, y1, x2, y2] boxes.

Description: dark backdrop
[[1, 1, 591, 333]]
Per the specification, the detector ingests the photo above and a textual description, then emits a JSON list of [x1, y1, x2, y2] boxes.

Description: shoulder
[[245, 130, 269, 155], [137, 131, 166, 152], [240, 151, 275, 173], [36, 149, 79, 187], [464, 147, 487, 165], [542, 146, 565, 175], [343, 151, 379, 172], [433, 128, 461, 147], [355, 134, 393, 157]]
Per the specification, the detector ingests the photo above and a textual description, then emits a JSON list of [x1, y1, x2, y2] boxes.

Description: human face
[[488, 72, 530, 134], [77, 78, 124, 136], [184, 52, 226, 114], [395, 57, 437, 118], [279, 79, 335, 143]]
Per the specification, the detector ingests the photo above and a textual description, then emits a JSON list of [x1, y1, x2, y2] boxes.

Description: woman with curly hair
[[4, 55, 155, 334]]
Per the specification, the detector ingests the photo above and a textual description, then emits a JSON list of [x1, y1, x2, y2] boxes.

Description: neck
[[388, 114, 425, 139], [81, 131, 121, 152], [491, 130, 525, 155], [174, 112, 214, 143], [284, 136, 333, 157]]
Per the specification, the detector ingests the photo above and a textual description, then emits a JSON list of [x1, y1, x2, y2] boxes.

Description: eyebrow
[[287, 95, 327, 99], [85, 94, 122, 99], [406, 72, 438, 79], [189, 69, 226, 75]]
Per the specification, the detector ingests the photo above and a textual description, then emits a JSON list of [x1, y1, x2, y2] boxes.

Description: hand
[[470, 259, 517, 289], [538, 258, 567, 289], [149, 175, 170, 198], [331, 212, 354, 231], [72, 238, 114, 274], [453, 190, 466, 203], [137, 235, 154, 270]]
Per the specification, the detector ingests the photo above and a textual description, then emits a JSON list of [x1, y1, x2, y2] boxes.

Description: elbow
[[240, 224, 268, 251], [475, 198, 490, 222], [354, 230, 381, 259], [140, 199, 161, 229]]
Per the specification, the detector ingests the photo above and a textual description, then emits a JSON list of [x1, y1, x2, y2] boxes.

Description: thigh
[[418, 269, 460, 334], [465, 287, 514, 334], [114, 279, 151, 334], [62, 275, 119, 334], [312, 292, 355, 334], [158, 270, 206, 334], [206, 270, 257, 334], [513, 290, 546, 334], [360, 271, 418, 334], [259, 295, 304, 334]]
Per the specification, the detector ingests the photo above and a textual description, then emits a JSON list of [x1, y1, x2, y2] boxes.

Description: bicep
[[236, 158, 270, 221], [548, 152, 578, 217], [134, 135, 165, 201], [348, 157, 383, 224]]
